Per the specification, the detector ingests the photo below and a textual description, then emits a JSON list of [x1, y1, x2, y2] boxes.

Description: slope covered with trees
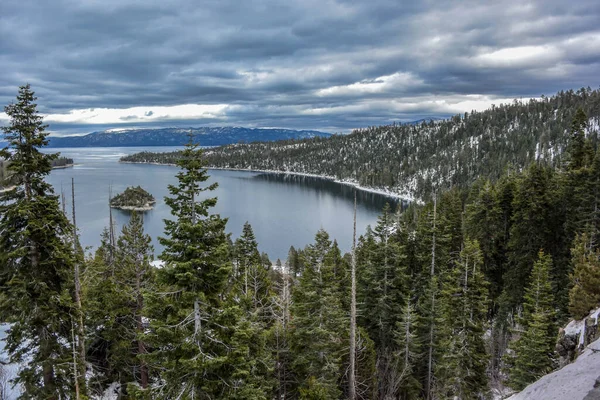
[[122, 88, 600, 200]]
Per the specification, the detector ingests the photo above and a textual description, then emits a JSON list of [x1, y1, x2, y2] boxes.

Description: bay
[[45, 147, 400, 261]]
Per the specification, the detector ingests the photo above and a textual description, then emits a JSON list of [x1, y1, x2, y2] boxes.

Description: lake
[[45, 147, 401, 261]]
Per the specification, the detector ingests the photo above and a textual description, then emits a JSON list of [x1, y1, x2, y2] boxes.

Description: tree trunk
[[426, 194, 437, 400], [136, 268, 149, 388], [349, 190, 357, 400], [72, 179, 86, 397], [39, 327, 57, 400]]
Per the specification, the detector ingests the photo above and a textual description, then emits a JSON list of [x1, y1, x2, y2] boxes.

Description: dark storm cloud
[[1, 0, 599, 134]]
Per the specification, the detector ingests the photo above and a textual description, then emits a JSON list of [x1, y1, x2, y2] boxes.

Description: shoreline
[[120, 161, 413, 201], [51, 163, 75, 169], [110, 199, 156, 212]]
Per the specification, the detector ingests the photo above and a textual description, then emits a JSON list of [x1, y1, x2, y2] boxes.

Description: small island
[[51, 157, 75, 169], [110, 186, 156, 211]]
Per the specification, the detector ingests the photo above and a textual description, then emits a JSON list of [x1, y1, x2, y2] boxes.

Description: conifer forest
[[2, 83, 600, 400]]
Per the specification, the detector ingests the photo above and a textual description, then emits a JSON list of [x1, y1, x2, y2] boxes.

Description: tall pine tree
[[435, 240, 489, 399], [568, 233, 600, 319], [144, 136, 235, 397], [505, 251, 557, 390], [0, 84, 79, 398]]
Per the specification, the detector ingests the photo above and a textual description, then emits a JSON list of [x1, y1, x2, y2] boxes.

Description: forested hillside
[[122, 88, 600, 200]]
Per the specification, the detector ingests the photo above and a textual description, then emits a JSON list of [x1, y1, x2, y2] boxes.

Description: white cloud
[[473, 45, 562, 68], [40, 104, 229, 125], [316, 72, 422, 97]]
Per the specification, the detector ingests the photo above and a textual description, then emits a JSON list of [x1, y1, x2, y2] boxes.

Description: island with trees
[[110, 186, 156, 211], [50, 156, 75, 169]]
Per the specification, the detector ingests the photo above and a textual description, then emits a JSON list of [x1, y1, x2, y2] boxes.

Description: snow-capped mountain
[[44, 127, 331, 147]]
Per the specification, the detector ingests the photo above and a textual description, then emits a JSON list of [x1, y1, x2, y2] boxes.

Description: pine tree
[[286, 246, 303, 277], [231, 223, 277, 398], [568, 233, 600, 319], [505, 251, 557, 390], [357, 203, 410, 398], [0, 84, 79, 398], [563, 109, 595, 254], [393, 300, 422, 399], [435, 240, 490, 399], [234, 221, 262, 295], [85, 212, 155, 395], [290, 229, 347, 399], [502, 164, 564, 316], [466, 180, 506, 306], [144, 136, 235, 398]]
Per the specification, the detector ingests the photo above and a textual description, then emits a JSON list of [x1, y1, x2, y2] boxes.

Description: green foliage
[[505, 251, 557, 390], [290, 230, 348, 399], [0, 84, 78, 398], [569, 233, 600, 319], [143, 137, 240, 397], [393, 301, 422, 399], [502, 163, 566, 317], [435, 240, 490, 399], [85, 212, 154, 395]]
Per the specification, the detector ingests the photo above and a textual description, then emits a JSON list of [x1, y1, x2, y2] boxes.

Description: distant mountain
[[403, 117, 444, 125], [44, 127, 331, 148]]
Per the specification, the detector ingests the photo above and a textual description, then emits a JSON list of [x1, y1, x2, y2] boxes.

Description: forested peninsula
[[0, 156, 74, 190], [121, 88, 600, 201]]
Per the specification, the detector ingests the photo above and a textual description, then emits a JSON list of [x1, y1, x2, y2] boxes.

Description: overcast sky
[[1, 0, 599, 135]]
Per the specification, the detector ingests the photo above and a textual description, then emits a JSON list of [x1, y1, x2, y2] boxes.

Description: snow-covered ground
[[507, 338, 600, 400], [0, 324, 20, 399]]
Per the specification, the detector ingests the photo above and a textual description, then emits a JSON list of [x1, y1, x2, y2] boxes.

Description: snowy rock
[[507, 338, 600, 400], [556, 307, 600, 366]]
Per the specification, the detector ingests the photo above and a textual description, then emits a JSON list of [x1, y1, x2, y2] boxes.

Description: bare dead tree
[[426, 193, 437, 400], [71, 178, 85, 399], [349, 190, 358, 400]]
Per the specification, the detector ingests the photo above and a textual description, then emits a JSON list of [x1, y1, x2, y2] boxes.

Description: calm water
[[45, 147, 400, 261]]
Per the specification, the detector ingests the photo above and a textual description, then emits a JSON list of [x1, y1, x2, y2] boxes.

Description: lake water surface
[[45, 147, 400, 261]]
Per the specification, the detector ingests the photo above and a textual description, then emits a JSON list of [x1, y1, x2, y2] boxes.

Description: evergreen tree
[[270, 261, 294, 399], [435, 240, 489, 399], [466, 180, 506, 307], [563, 109, 595, 255], [144, 137, 237, 397], [290, 230, 347, 399], [393, 300, 422, 400], [502, 164, 563, 316], [568, 233, 600, 319], [231, 223, 277, 398], [505, 251, 557, 390], [85, 212, 154, 395], [0, 84, 79, 398], [357, 203, 410, 398], [234, 221, 262, 295], [286, 246, 303, 277]]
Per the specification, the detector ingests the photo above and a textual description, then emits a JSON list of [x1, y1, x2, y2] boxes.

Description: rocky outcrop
[[556, 308, 600, 367], [507, 338, 600, 400]]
